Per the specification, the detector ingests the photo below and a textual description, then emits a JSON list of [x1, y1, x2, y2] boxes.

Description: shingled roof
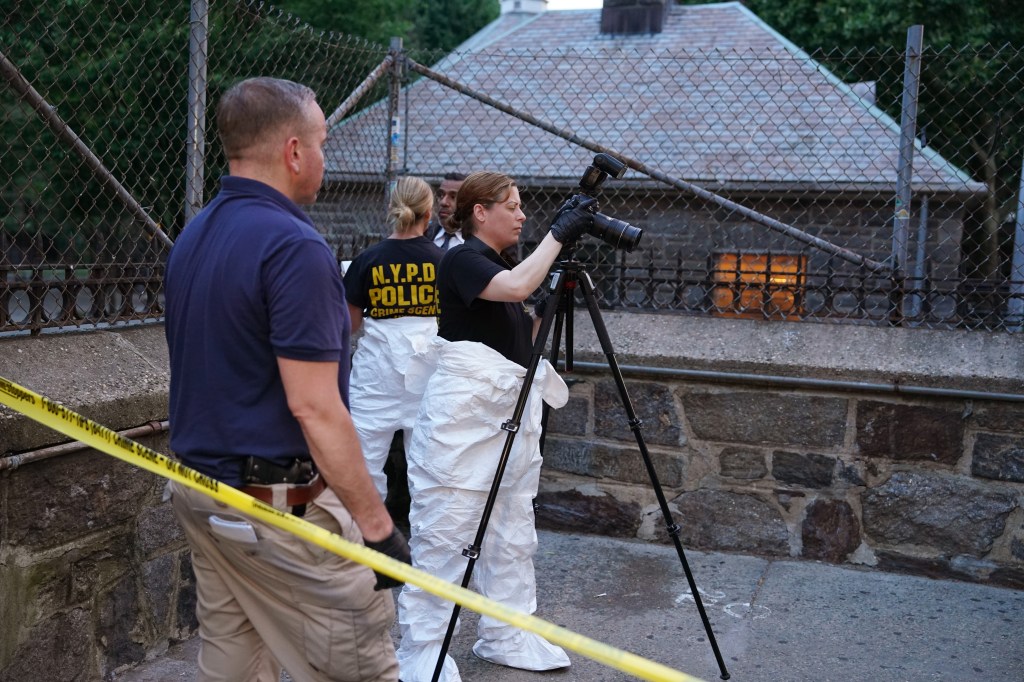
[[324, 1, 984, 197]]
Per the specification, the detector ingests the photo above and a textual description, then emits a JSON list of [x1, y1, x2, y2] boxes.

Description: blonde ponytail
[[388, 176, 433, 236]]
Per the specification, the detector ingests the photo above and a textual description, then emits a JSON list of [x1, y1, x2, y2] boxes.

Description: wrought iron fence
[[2, 1, 1023, 334]]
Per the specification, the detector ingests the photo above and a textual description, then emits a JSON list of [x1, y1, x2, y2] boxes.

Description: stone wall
[[0, 328, 193, 682], [1, 314, 1022, 679], [534, 312, 1024, 588]]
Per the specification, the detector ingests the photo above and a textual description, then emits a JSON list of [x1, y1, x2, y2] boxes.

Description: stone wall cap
[[564, 311, 1024, 395], [0, 326, 170, 453]]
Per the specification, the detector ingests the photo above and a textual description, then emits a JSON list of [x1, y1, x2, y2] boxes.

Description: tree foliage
[[274, 0, 414, 46], [276, 0, 500, 54], [408, 0, 501, 55], [0, 0, 498, 262], [1, 1, 187, 261], [741, 0, 1022, 51]]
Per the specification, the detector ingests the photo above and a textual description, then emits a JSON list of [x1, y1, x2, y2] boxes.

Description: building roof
[[324, 2, 984, 197]]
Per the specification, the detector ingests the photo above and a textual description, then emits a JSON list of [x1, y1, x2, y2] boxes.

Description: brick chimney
[[499, 0, 548, 14], [600, 0, 670, 35]]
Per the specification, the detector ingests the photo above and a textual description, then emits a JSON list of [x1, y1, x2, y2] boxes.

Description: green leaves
[[741, 0, 1022, 51], [275, 0, 499, 54]]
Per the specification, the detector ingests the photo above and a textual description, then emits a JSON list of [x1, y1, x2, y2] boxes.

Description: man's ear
[[285, 136, 301, 174]]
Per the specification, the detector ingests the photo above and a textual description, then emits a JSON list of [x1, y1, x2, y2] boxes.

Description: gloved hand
[[549, 194, 597, 244], [363, 526, 412, 591], [533, 295, 548, 320]]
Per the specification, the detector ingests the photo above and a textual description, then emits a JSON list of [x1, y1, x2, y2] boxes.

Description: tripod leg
[[563, 275, 576, 371], [539, 287, 568, 457], [575, 269, 732, 680], [429, 268, 570, 682]]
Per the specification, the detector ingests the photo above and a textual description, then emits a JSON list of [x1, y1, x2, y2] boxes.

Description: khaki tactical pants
[[170, 482, 398, 682]]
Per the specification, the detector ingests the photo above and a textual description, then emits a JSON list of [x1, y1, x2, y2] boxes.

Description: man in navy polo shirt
[[164, 77, 408, 682]]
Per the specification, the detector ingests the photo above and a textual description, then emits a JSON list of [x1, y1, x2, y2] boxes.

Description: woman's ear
[[472, 203, 487, 225]]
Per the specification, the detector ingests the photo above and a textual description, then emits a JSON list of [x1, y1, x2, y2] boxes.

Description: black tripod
[[429, 243, 730, 681]]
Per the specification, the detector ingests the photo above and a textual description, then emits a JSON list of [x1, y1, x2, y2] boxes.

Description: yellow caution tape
[[0, 375, 705, 682]]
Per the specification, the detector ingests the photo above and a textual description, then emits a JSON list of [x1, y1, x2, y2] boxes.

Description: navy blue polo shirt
[[164, 176, 350, 485]]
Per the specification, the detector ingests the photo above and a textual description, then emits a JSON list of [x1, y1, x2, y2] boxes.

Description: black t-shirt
[[437, 236, 533, 366], [343, 236, 443, 320]]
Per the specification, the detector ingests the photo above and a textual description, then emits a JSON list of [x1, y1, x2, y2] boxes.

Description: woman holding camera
[[395, 172, 594, 682], [434, 173, 594, 366]]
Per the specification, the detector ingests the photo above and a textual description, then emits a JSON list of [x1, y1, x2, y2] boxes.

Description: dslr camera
[[564, 153, 643, 251]]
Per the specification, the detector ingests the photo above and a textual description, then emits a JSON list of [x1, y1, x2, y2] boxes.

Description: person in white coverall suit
[[343, 176, 443, 501], [395, 171, 597, 682]]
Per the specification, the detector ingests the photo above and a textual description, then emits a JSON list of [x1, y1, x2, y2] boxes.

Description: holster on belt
[[242, 456, 317, 485], [241, 457, 322, 516]]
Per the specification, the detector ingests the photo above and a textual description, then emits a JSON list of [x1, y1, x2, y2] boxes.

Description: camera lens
[[588, 213, 643, 252]]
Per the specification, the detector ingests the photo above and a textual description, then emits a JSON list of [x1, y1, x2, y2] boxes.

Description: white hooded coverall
[[349, 315, 438, 499], [395, 338, 570, 682]]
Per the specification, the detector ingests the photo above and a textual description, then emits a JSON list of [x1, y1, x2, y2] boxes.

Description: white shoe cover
[[471, 631, 571, 671], [396, 643, 462, 682]]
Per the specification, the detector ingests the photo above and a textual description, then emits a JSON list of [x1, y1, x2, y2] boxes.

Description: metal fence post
[[185, 0, 209, 225], [906, 193, 930, 320], [1007, 154, 1024, 331], [891, 25, 924, 325], [906, 125, 930, 321], [385, 37, 404, 199]]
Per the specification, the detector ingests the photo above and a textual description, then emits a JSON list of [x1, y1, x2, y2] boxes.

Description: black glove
[[549, 194, 597, 244], [364, 527, 411, 591], [533, 295, 548, 319]]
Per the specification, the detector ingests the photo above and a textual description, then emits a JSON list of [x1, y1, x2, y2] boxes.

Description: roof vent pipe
[[600, 0, 670, 35]]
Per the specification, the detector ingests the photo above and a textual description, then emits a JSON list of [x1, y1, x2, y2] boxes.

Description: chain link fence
[[3, 2, 1023, 334]]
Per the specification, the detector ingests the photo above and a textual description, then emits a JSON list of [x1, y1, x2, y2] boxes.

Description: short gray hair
[[216, 77, 317, 160]]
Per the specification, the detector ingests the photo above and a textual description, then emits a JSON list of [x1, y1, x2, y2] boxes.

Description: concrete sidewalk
[[113, 529, 1024, 682]]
